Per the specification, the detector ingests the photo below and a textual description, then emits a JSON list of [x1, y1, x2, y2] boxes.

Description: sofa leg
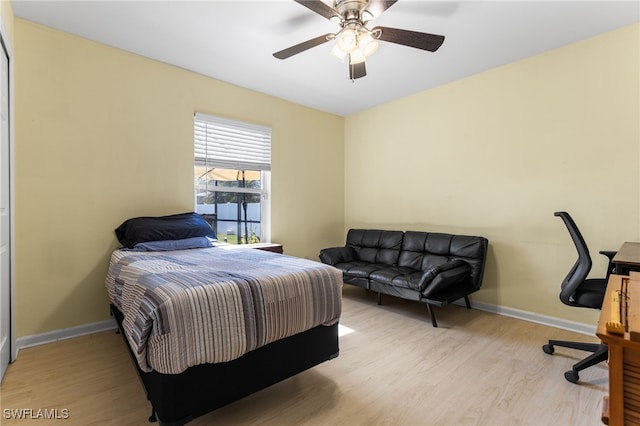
[[377, 292, 382, 305], [426, 304, 438, 327], [464, 296, 471, 309], [148, 406, 157, 423]]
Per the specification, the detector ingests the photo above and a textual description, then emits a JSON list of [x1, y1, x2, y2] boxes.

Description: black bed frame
[[111, 304, 339, 426]]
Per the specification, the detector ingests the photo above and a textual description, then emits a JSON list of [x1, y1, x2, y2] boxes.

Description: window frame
[[194, 113, 271, 244]]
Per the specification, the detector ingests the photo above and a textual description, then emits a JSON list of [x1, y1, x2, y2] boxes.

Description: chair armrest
[[319, 246, 357, 265], [599, 250, 618, 275], [419, 260, 472, 297], [599, 250, 617, 261]]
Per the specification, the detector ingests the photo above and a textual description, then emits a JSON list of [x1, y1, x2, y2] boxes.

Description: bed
[[105, 213, 343, 425]]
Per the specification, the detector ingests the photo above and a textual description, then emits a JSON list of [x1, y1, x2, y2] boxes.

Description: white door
[[0, 37, 10, 382]]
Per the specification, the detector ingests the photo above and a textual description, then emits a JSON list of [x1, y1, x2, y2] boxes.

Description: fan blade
[[373, 26, 445, 52], [366, 0, 398, 18], [349, 60, 367, 80], [273, 33, 333, 59], [294, 0, 340, 21]]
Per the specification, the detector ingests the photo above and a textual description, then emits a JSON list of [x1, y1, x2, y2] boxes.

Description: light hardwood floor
[[1, 286, 607, 425]]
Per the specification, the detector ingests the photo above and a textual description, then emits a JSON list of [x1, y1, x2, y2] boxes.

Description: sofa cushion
[[399, 232, 452, 269], [370, 260, 472, 293], [369, 266, 423, 291], [319, 246, 357, 265], [346, 229, 404, 265], [334, 261, 390, 279], [399, 231, 487, 290]]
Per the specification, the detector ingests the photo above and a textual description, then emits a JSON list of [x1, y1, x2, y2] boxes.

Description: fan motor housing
[[333, 0, 369, 19]]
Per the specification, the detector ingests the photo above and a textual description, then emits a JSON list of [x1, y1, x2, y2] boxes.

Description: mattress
[[105, 246, 342, 374]]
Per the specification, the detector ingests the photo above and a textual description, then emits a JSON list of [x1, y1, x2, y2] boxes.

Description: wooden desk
[[597, 274, 640, 425], [613, 242, 640, 275]]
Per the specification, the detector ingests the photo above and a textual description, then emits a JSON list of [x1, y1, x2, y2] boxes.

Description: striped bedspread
[[105, 247, 343, 374]]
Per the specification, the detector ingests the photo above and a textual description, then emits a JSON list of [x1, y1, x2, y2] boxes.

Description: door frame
[[0, 12, 15, 365]]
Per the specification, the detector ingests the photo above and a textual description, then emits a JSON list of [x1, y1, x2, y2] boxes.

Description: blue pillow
[[115, 212, 215, 248], [129, 236, 215, 252]]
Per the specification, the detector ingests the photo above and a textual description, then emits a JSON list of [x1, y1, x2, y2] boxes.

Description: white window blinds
[[194, 112, 271, 171]]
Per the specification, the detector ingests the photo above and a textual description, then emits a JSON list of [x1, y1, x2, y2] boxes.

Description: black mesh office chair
[[542, 211, 617, 383]]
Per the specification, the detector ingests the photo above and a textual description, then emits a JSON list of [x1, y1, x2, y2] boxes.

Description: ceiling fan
[[273, 0, 445, 80]]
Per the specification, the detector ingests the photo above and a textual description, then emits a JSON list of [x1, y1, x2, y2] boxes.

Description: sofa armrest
[[419, 260, 472, 297], [319, 246, 357, 266]]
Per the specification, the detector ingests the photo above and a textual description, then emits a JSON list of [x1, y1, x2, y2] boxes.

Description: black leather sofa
[[319, 229, 488, 327]]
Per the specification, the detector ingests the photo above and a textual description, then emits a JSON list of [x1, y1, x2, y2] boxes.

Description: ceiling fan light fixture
[[337, 28, 357, 52], [358, 31, 378, 57], [331, 43, 347, 61], [349, 49, 365, 65]]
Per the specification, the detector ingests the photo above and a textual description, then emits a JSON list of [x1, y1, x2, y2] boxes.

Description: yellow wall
[[12, 14, 640, 337], [344, 24, 640, 325], [0, 1, 13, 46], [13, 19, 344, 337]]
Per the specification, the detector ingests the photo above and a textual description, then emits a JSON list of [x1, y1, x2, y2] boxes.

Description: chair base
[[542, 340, 608, 383]]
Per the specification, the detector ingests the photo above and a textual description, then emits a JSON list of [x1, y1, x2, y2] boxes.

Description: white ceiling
[[11, 0, 640, 116]]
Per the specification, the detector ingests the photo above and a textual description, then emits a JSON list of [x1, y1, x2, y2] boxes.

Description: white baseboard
[[455, 299, 596, 336], [15, 318, 117, 356]]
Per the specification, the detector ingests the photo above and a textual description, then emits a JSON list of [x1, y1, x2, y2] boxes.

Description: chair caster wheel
[[542, 344, 554, 355], [564, 370, 579, 383]]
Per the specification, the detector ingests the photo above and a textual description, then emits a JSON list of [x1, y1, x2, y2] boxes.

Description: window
[[194, 113, 271, 244]]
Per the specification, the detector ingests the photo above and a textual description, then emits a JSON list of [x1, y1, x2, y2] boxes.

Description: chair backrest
[[555, 211, 593, 306]]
